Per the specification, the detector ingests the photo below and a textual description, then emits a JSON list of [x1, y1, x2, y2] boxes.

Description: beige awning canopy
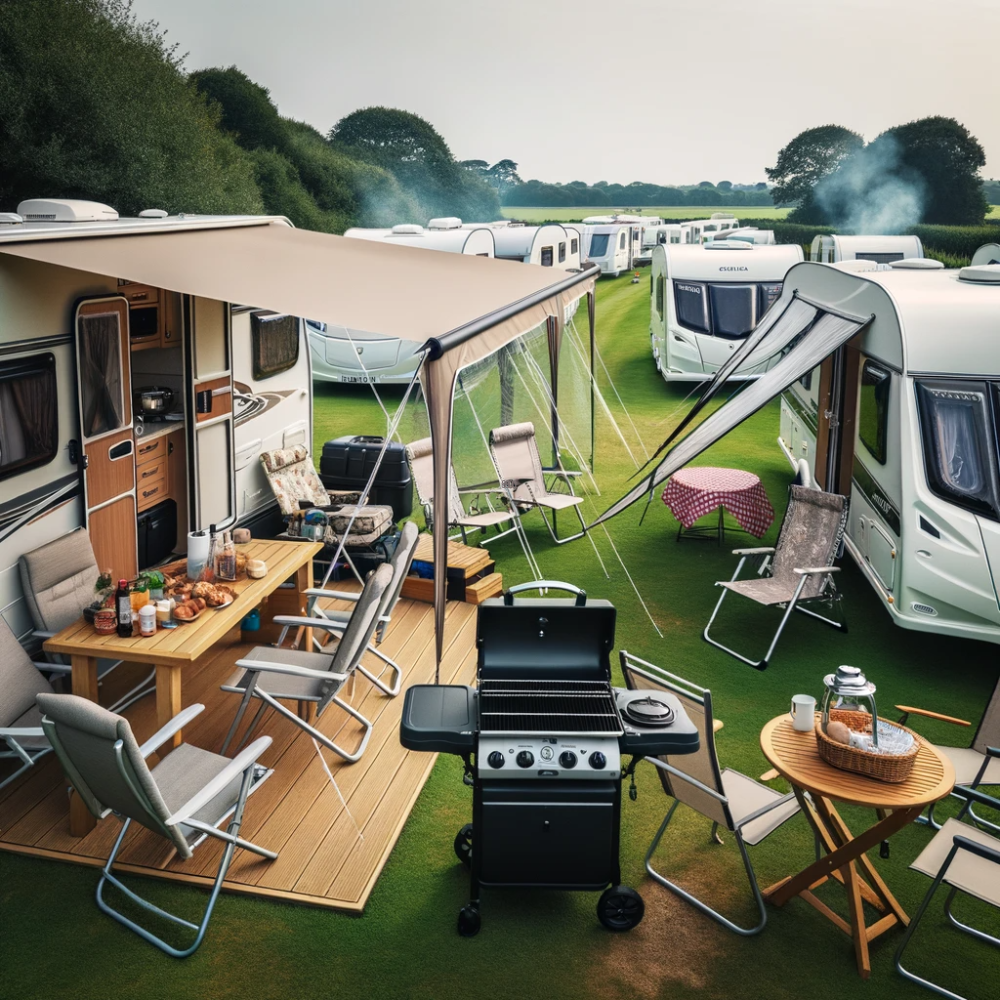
[[0, 220, 593, 346]]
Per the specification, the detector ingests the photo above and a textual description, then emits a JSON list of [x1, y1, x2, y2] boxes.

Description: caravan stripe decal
[[852, 458, 901, 535]]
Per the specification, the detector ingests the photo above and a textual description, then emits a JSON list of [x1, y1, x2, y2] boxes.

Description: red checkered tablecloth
[[662, 466, 775, 537]]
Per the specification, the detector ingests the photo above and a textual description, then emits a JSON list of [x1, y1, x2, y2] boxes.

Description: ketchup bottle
[[115, 578, 133, 638]]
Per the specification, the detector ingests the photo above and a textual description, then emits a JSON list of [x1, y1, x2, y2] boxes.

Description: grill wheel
[[453, 823, 473, 867], [597, 885, 645, 931]]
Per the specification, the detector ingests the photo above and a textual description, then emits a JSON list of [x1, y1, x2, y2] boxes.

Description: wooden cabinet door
[[74, 297, 138, 580]]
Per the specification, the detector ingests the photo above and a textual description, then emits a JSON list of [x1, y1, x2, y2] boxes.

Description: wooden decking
[[0, 594, 478, 913]]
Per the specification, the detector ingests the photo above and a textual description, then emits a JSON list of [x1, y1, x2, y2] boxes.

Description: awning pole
[[588, 290, 596, 472]]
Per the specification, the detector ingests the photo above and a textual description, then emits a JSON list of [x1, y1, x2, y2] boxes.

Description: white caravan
[[972, 243, 1000, 266], [649, 241, 804, 382], [582, 224, 634, 276], [775, 256, 1000, 645], [493, 224, 578, 268], [0, 199, 312, 646], [312, 223, 497, 384], [710, 227, 776, 245], [680, 214, 741, 245], [810, 234, 924, 264]]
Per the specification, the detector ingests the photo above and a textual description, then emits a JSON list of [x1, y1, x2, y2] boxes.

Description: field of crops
[[989, 204, 1000, 219], [502, 205, 791, 222]]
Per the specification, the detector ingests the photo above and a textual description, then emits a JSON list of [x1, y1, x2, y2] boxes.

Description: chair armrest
[[272, 614, 345, 632], [793, 566, 841, 575], [34, 659, 71, 675], [164, 736, 273, 826], [138, 704, 207, 757], [234, 657, 347, 683], [304, 588, 360, 602], [953, 835, 1000, 865], [0, 726, 45, 738], [954, 784, 1000, 811], [544, 469, 582, 479], [894, 705, 972, 727], [33, 629, 57, 640], [732, 547, 774, 556]]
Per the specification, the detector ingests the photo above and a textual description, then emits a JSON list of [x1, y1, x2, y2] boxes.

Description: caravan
[[582, 224, 633, 276], [810, 234, 924, 264], [0, 200, 312, 646], [775, 254, 1000, 644], [492, 223, 579, 268], [649, 241, 804, 382]]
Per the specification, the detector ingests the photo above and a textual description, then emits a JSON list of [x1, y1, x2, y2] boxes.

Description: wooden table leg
[[68, 654, 100, 836], [296, 558, 314, 653], [156, 665, 182, 751]]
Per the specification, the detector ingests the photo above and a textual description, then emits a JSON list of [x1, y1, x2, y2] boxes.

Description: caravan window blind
[[589, 234, 609, 257], [251, 313, 300, 381], [709, 283, 756, 339], [0, 354, 58, 481], [674, 281, 709, 333], [78, 311, 124, 437]]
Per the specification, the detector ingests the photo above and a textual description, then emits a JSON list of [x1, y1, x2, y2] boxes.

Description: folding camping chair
[[895, 785, 1000, 999], [220, 562, 392, 762], [620, 651, 801, 935], [19, 527, 154, 712], [703, 485, 849, 670], [37, 693, 276, 958], [488, 421, 588, 544]]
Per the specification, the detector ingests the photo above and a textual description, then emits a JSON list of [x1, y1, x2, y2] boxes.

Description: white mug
[[790, 694, 816, 732]]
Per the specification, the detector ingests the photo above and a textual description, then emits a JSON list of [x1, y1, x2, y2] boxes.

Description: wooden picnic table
[[44, 538, 322, 836], [760, 714, 954, 979]]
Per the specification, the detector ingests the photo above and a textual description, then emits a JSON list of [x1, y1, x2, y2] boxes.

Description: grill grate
[[478, 678, 622, 735]]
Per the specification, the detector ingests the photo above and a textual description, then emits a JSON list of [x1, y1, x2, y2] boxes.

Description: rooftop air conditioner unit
[[16, 199, 118, 223], [390, 224, 424, 236], [427, 217, 462, 230]]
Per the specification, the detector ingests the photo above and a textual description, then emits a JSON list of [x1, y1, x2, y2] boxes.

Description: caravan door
[[73, 297, 138, 579], [186, 297, 237, 530]]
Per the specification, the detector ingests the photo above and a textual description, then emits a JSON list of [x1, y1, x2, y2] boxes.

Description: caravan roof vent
[[710, 212, 736, 219], [889, 258, 944, 269], [390, 224, 424, 236], [16, 199, 118, 223], [704, 240, 753, 250], [426, 217, 462, 230], [138, 209, 168, 219], [958, 264, 1000, 284], [0, 213, 23, 225]]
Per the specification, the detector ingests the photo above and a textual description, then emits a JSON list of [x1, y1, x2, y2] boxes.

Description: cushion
[[259, 447, 330, 515], [0, 619, 53, 727], [19, 527, 99, 632]]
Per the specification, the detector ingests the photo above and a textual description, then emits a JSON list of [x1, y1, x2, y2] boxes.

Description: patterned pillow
[[260, 447, 330, 515]]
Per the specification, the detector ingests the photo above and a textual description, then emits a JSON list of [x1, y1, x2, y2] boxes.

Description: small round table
[[760, 714, 955, 979], [662, 466, 774, 543]]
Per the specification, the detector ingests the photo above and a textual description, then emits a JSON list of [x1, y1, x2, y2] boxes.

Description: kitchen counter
[[135, 417, 185, 442]]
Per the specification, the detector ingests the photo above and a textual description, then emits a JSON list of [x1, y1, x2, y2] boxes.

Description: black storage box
[[137, 498, 177, 569], [320, 435, 412, 522]]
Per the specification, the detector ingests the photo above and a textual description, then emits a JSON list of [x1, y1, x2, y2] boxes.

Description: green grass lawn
[[988, 204, 1000, 220], [503, 206, 791, 223], [3, 275, 998, 1000]]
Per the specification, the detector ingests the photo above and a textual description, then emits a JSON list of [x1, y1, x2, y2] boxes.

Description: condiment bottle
[[115, 578, 133, 638], [216, 529, 237, 581], [138, 604, 156, 637]]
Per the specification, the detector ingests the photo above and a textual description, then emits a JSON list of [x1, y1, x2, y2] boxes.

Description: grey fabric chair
[[897, 677, 1000, 833], [19, 527, 154, 711], [489, 422, 588, 544], [895, 786, 1000, 999], [0, 618, 68, 791], [704, 485, 849, 670], [37, 693, 276, 958], [621, 651, 801, 935], [290, 521, 420, 696], [220, 562, 393, 762]]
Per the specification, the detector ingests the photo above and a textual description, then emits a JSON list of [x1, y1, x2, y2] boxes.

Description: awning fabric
[[0, 219, 596, 667], [590, 307, 869, 528]]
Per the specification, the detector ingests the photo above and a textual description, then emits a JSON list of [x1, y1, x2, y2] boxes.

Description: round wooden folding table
[[759, 714, 954, 978]]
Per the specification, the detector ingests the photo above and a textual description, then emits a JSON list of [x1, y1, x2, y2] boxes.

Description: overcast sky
[[131, 0, 999, 185]]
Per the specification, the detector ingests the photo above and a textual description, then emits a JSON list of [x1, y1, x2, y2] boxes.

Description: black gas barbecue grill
[[400, 582, 699, 936]]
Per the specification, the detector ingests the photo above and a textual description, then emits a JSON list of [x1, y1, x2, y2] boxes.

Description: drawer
[[137, 474, 168, 511], [135, 435, 165, 465], [118, 282, 159, 306], [137, 458, 165, 485]]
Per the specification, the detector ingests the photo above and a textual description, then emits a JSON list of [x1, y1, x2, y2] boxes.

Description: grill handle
[[503, 580, 587, 607]]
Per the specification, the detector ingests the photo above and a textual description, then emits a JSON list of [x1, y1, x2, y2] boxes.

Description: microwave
[[118, 281, 160, 346]]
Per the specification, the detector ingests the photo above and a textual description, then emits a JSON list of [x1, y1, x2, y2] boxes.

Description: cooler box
[[320, 435, 412, 522]]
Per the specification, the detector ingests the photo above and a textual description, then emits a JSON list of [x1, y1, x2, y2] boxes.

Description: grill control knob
[[589, 751, 607, 770], [487, 751, 505, 769], [558, 750, 578, 769], [516, 750, 535, 768]]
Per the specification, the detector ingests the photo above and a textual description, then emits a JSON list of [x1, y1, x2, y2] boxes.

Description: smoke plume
[[814, 135, 925, 234]]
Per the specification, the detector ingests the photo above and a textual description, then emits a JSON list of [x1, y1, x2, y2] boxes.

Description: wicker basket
[[815, 710, 920, 783]]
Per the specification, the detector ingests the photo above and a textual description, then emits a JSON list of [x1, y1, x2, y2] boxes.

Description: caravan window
[[859, 361, 890, 464], [619, 232, 626, 251], [674, 282, 709, 333], [709, 284, 756, 338], [78, 311, 125, 437], [589, 234, 610, 257], [916, 379, 1000, 519], [857, 252, 905, 265], [758, 282, 783, 315], [655, 276, 665, 318], [558, 242, 566, 263], [570, 238, 579, 255], [251, 313, 300, 381], [0, 354, 58, 482], [540, 246, 554, 267]]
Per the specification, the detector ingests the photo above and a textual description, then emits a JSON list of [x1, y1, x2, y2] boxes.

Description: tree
[[458, 159, 489, 175], [189, 66, 290, 153], [876, 117, 987, 225], [766, 125, 864, 209], [486, 159, 521, 201], [717, 180, 732, 191]]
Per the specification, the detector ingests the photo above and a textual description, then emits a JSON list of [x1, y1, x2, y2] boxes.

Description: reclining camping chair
[[895, 785, 1000, 999], [220, 562, 392, 762], [620, 651, 801, 935], [488, 421, 587, 544], [286, 521, 421, 695], [0, 617, 68, 791], [37, 693, 276, 958], [896, 675, 1000, 832], [703, 485, 849, 670], [259, 445, 395, 579], [19, 527, 154, 712]]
